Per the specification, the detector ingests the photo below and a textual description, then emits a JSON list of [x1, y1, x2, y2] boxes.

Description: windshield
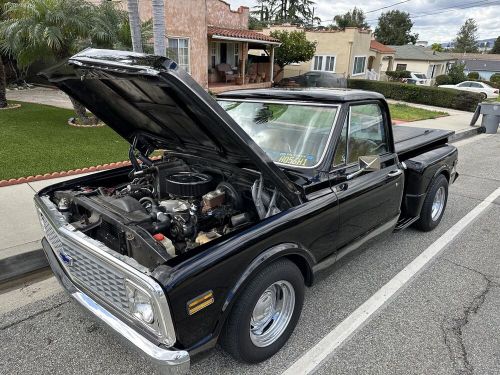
[[218, 100, 338, 168], [414, 74, 427, 79]]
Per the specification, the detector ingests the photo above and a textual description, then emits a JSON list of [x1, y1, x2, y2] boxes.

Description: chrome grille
[[39, 214, 129, 311], [62, 244, 129, 310], [36, 195, 177, 347]]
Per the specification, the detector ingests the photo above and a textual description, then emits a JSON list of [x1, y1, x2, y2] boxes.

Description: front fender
[[221, 243, 315, 312]]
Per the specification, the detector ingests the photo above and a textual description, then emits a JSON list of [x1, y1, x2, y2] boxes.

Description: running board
[[395, 216, 419, 231]]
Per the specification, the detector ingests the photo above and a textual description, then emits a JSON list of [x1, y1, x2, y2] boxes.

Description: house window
[[396, 64, 407, 71], [352, 56, 366, 75], [167, 37, 190, 72], [312, 55, 335, 72]]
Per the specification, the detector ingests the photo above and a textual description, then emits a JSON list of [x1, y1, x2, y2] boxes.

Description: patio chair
[[217, 63, 236, 83]]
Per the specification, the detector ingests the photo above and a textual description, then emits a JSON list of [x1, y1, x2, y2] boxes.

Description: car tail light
[[494, 89, 499, 94]]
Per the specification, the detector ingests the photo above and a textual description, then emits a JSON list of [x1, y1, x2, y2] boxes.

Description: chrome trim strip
[[34, 194, 176, 347]]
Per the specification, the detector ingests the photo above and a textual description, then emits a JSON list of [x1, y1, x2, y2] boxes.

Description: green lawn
[[0, 101, 129, 180], [389, 103, 448, 122]]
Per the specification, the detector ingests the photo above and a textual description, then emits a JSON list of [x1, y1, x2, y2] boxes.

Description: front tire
[[220, 259, 304, 363], [415, 174, 449, 232]]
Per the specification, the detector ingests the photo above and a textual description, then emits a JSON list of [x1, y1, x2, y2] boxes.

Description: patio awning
[[207, 26, 281, 46]]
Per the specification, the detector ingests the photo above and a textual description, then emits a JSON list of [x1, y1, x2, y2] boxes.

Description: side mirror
[[346, 155, 381, 180]]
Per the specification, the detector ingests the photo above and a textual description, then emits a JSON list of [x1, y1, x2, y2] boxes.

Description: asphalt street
[[1, 134, 499, 375]]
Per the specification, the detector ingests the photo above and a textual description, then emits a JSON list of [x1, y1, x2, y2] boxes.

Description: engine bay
[[48, 157, 286, 269]]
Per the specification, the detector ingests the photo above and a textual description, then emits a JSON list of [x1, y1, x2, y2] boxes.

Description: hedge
[[435, 74, 452, 85], [347, 79, 482, 112]]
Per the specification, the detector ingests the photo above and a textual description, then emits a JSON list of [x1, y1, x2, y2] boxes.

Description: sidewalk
[[391, 100, 482, 141], [7, 86, 73, 109], [0, 175, 90, 282]]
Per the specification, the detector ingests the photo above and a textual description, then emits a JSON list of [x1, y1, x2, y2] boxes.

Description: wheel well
[[283, 254, 314, 286], [439, 169, 450, 182]]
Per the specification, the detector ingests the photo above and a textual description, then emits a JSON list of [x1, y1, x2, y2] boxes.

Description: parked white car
[[438, 81, 499, 99], [408, 72, 430, 85]]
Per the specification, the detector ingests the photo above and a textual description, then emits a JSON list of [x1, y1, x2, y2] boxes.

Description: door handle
[[387, 169, 403, 178], [334, 182, 348, 193]]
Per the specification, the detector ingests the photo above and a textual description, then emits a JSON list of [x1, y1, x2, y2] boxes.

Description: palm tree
[[0, 0, 132, 123], [0, 55, 6, 108], [152, 0, 166, 56], [127, 0, 143, 52], [0, 0, 10, 109]]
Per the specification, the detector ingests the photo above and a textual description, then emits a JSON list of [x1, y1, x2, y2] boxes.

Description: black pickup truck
[[35, 49, 458, 374]]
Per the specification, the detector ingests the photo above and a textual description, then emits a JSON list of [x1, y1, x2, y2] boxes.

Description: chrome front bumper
[[42, 238, 190, 374], [40, 231, 190, 374]]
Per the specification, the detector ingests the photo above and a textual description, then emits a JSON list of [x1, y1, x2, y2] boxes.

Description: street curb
[[449, 126, 485, 143], [0, 247, 48, 284], [0, 161, 132, 188]]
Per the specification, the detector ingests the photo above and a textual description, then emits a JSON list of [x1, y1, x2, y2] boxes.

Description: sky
[[225, 0, 500, 44]]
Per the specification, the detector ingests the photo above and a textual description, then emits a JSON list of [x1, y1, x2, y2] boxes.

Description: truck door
[[329, 102, 404, 249]]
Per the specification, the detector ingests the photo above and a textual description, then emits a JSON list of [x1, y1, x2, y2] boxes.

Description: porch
[[207, 26, 280, 92]]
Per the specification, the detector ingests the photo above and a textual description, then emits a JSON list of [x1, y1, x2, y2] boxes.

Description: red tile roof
[[207, 26, 280, 44], [370, 40, 395, 53]]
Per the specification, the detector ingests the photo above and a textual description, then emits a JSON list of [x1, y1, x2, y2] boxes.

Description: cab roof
[[216, 88, 385, 103]]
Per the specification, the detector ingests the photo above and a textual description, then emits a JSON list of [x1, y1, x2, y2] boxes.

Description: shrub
[[448, 63, 467, 84], [347, 79, 482, 112], [491, 73, 500, 84], [435, 75, 452, 85], [467, 71, 480, 79], [385, 70, 411, 81]]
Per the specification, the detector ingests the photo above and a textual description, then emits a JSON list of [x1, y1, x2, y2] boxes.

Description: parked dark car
[[36, 49, 458, 374], [277, 70, 347, 88]]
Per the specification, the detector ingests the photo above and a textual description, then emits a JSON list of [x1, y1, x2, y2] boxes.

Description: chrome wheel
[[250, 280, 295, 347], [431, 186, 446, 221]]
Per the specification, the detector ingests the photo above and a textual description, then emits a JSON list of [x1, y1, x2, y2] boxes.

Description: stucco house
[[450, 53, 500, 80], [261, 25, 395, 81], [100, 0, 280, 92], [383, 45, 456, 81]]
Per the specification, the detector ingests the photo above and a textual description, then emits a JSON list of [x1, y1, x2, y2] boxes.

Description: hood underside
[[40, 49, 301, 204]]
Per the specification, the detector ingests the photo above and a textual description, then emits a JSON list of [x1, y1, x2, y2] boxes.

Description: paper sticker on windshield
[[278, 153, 314, 167]]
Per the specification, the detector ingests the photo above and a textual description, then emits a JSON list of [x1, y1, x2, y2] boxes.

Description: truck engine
[[48, 158, 282, 269]]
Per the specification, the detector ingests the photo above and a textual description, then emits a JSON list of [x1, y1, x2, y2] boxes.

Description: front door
[[330, 102, 404, 248], [220, 43, 227, 64]]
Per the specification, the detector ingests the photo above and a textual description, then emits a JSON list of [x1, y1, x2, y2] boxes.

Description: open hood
[[40, 49, 301, 205]]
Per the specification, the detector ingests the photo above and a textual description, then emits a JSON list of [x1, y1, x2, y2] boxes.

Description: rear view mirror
[[347, 155, 381, 180]]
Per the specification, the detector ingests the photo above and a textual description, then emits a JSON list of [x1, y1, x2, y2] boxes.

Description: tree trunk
[[152, 0, 166, 56], [127, 0, 143, 53], [0, 56, 7, 108], [69, 96, 99, 125]]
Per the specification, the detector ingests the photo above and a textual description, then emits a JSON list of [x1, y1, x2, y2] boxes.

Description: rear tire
[[415, 174, 449, 232], [480, 92, 487, 100], [220, 259, 304, 363]]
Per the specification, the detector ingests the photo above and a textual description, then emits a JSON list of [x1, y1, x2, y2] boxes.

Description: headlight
[[125, 280, 155, 324]]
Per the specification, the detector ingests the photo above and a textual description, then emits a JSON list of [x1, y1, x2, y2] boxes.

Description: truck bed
[[393, 126, 454, 160]]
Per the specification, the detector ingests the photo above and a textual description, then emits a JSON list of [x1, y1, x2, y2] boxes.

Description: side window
[[348, 104, 388, 164], [457, 82, 470, 87]]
